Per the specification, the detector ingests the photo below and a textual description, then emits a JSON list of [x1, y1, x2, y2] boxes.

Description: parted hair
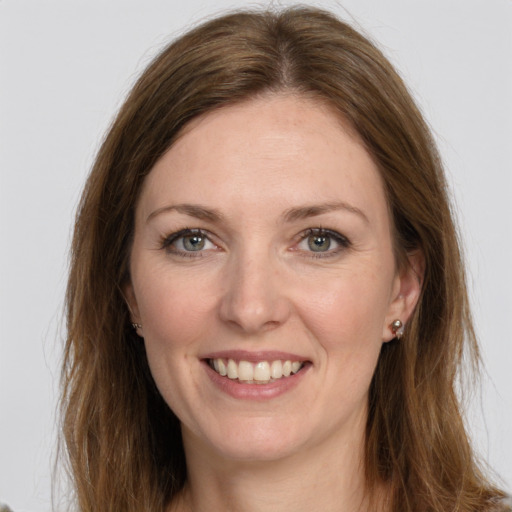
[[62, 6, 506, 512]]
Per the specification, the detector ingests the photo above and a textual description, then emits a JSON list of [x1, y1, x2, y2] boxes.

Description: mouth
[[207, 358, 306, 384]]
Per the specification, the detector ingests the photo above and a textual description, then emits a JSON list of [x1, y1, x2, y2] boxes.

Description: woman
[[62, 6, 510, 512]]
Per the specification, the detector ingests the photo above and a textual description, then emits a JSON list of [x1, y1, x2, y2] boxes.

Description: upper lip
[[201, 350, 309, 363]]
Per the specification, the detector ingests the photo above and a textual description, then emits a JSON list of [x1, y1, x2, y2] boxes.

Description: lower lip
[[203, 361, 310, 400]]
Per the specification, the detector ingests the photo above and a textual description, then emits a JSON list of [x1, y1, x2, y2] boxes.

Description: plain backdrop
[[0, 1, 511, 510]]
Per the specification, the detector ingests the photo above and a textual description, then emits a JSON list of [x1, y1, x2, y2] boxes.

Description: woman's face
[[126, 95, 419, 462]]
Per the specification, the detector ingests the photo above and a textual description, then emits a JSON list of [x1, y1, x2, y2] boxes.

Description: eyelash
[[160, 227, 351, 258], [295, 228, 351, 258], [160, 228, 215, 258]]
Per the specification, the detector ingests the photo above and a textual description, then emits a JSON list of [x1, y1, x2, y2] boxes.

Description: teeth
[[291, 361, 302, 374], [253, 361, 270, 381], [238, 361, 254, 381], [227, 359, 238, 379], [217, 358, 227, 376], [270, 360, 283, 379], [209, 358, 305, 383]]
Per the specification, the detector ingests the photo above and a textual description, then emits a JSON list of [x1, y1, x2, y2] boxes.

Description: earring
[[391, 319, 404, 340], [132, 323, 142, 330]]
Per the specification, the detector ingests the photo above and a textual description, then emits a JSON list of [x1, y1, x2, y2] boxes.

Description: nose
[[218, 248, 291, 334]]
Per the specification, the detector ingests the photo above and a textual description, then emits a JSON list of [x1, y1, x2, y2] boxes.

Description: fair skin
[[125, 94, 422, 512]]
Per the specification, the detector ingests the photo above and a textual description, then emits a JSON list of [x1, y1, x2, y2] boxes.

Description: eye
[[296, 228, 350, 256], [161, 229, 217, 256]]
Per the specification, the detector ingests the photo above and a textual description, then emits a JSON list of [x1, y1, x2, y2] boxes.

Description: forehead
[[137, 94, 389, 230]]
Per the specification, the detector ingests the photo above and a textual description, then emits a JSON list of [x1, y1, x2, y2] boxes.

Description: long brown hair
[[62, 6, 506, 511]]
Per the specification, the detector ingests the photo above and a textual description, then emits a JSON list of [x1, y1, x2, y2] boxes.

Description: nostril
[[218, 291, 292, 334]]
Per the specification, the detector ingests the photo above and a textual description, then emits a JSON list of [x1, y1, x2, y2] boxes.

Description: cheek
[[290, 271, 390, 431], [135, 261, 217, 340], [297, 268, 392, 349], [134, 271, 215, 408]]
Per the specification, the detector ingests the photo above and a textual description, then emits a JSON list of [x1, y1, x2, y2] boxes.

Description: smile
[[208, 358, 305, 384]]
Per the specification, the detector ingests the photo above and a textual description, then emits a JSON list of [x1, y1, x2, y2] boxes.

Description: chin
[[185, 417, 311, 463], [214, 437, 305, 463]]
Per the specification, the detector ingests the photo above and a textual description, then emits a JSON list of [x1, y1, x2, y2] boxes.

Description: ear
[[382, 249, 424, 342], [123, 280, 143, 336]]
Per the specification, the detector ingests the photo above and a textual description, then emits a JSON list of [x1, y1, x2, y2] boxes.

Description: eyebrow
[[146, 201, 369, 225], [146, 203, 224, 223], [282, 202, 369, 224]]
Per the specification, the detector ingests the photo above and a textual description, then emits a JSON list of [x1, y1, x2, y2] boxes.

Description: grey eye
[[307, 233, 331, 252], [296, 228, 350, 256], [163, 229, 216, 254], [182, 233, 206, 251]]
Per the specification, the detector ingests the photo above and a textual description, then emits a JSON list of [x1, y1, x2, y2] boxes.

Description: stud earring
[[132, 323, 142, 330], [391, 319, 404, 340]]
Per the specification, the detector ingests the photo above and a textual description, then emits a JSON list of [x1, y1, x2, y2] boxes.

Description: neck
[[171, 425, 386, 512]]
